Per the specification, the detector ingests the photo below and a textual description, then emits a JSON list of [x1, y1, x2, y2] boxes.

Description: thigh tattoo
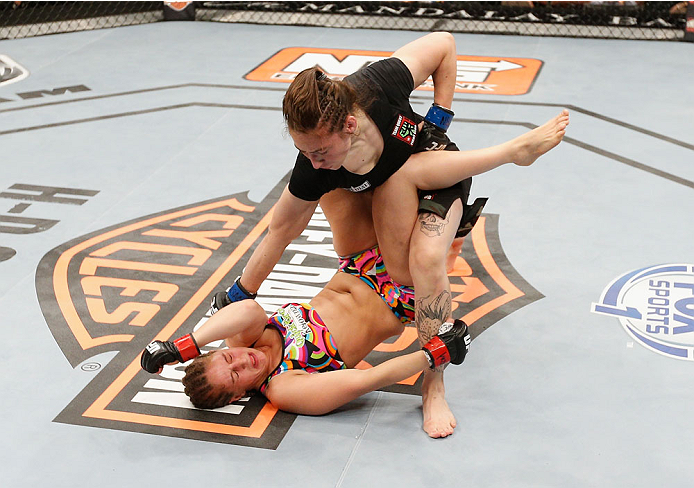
[[418, 212, 449, 237]]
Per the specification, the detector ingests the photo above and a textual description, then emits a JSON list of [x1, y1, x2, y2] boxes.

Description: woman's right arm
[[142, 188, 319, 373], [192, 299, 269, 348], [141, 296, 270, 373], [239, 185, 318, 293]]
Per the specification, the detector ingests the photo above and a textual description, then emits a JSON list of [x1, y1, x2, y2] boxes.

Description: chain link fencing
[[1, 1, 691, 41]]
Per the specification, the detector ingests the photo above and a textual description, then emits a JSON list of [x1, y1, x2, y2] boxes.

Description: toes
[[424, 422, 456, 438], [425, 426, 441, 438]]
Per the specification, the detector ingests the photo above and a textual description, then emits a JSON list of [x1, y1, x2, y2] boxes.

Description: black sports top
[[287, 57, 421, 201]]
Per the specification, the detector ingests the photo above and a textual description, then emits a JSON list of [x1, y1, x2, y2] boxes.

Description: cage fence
[[0, 1, 692, 41]]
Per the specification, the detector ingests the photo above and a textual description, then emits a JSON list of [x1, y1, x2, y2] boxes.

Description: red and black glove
[[422, 319, 471, 369], [140, 334, 200, 373]]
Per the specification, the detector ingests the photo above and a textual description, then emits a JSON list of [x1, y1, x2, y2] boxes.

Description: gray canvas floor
[[1, 21, 693, 488]]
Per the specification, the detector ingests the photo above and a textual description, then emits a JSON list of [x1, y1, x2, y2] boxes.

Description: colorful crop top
[[259, 303, 345, 394]]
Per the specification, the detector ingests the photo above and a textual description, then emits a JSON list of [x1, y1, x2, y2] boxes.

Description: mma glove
[[422, 319, 471, 369], [209, 276, 257, 314], [141, 334, 200, 373], [418, 103, 455, 152]]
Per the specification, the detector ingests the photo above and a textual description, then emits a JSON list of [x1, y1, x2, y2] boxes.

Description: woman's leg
[[371, 171, 418, 286], [373, 173, 464, 438], [319, 189, 377, 256], [410, 199, 463, 439], [399, 110, 569, 191], [366, 112, 568, 437]]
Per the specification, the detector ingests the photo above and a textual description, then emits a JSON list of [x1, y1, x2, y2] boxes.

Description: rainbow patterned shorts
[[338, 246, 415, 325]]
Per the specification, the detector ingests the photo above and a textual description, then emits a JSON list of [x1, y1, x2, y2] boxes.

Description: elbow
[[431, 32, 456, 62], [241, 299, 266, 321], [266, 223, 301, 247], [273, 399, 334, 417], [432, 31, 455, 49], [268, 210, 311, 246]]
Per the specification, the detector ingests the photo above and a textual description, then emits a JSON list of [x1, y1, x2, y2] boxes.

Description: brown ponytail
[[283, 67, 362, 134]]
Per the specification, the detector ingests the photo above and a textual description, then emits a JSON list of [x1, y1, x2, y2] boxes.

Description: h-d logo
[[36, 176, 544, 448]]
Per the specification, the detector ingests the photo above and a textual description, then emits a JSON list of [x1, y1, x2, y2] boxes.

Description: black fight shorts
[[417, 143, 488, 238]]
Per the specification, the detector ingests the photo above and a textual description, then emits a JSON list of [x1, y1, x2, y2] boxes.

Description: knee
[[432, 31, 456, 55], [392, 321, 405, 338], [409, 238, 448, 275], [410, 209, 462, 276]]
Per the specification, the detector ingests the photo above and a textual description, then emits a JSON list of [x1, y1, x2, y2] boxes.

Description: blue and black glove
[[417, 103, 455, 152], [209, 276, 257, 314]]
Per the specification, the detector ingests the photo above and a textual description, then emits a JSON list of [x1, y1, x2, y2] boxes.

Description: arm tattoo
[[418, 212, 449, 237], [415, 290, 452, 345]]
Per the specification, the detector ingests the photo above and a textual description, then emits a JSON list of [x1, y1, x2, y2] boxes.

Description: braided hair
[[283, 67, 369, 134], [182, 352, 236, 410]]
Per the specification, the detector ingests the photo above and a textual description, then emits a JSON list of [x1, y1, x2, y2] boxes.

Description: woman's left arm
[[392, 32, 457, 109], [265, 351, 430, 415]]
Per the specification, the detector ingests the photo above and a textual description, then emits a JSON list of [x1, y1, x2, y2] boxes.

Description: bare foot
[[512, 109, 569, 167], [422, 371, 456, 438]]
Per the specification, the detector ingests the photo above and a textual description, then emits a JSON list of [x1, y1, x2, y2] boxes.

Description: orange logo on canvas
[[245, 47, 542, 96], [37, 175, 542, 448]]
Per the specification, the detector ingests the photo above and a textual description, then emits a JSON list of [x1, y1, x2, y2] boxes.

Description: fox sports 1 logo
[[592, 264, 694, 361]]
